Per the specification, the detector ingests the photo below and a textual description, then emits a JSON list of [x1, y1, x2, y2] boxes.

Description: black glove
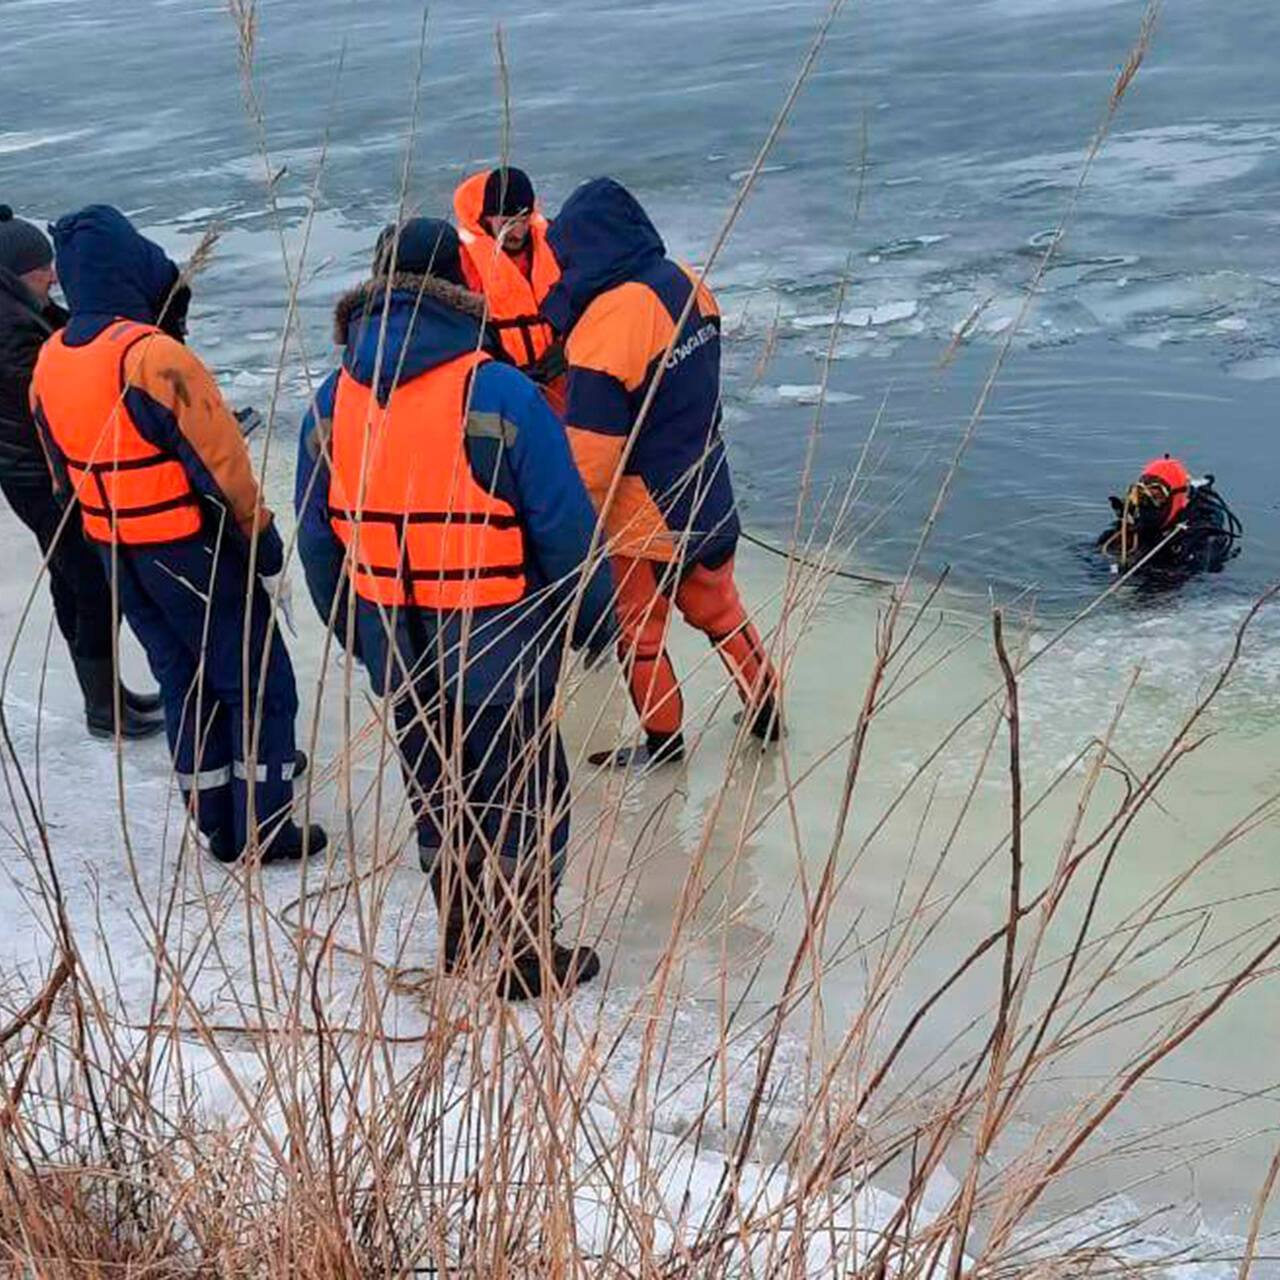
[[525, 340, 568, 386], [254, 522, 285, 578], [234, 406, 265, 438], [584, 636, 613, 673]]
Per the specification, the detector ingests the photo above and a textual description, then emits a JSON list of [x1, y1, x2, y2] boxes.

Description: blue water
[[6, 0, 1278, 612]]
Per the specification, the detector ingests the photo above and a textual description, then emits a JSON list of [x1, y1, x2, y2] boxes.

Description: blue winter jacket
[[296, 270, 616, 705]]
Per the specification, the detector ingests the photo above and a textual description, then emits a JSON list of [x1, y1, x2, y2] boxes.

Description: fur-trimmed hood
[[333, 271, 487, 344], [334, 271, 492, 402]]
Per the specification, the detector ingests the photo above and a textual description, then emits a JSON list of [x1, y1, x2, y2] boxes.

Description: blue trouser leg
[[201, 551, 298, 852], [462, 695, 570, 887], [358, 601, 448, 860], [299, 522, 362, 663], [356, 601, 569, 882], [109, 540, 299, 854], [105, 546, 234, 843]]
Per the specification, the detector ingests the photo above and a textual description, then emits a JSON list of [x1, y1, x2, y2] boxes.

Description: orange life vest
[[31, 321, 203, 546], [454, 172, 561, 370], [328, 351, 526, 609]]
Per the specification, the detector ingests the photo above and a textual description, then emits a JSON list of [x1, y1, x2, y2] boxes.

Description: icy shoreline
[[0, 490, 1275, 1272]]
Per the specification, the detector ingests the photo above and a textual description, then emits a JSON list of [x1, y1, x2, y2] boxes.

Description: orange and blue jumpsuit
[[544, 178, 779, 753]]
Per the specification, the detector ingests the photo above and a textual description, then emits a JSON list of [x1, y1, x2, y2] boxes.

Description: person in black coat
[[0, 205, 161, 738]]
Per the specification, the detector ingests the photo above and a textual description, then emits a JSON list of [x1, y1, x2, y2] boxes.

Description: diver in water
[[1097, 455, 1242, 578]]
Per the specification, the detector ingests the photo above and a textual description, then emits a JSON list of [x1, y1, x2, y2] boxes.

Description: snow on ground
[[0, 491, 956, 1269]]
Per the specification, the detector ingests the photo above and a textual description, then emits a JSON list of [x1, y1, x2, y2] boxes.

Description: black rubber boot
[[123, 687, 163, 717], [495, 874, 600, 1002], [74, 657, 166, 741], [497, 942, 601, 1001], [206, 828, 240, 864], [645, 729, 686, 764], [587, 730, 685, 771], [123, 685, 163, 717], [428, 860, 488, 975], [206, 822, 326, 865], [740, 695, 783, 744], [259, 822, 328, 864]]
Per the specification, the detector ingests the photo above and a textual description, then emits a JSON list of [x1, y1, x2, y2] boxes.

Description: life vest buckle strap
[[332, 508, 521, 530], [65, 452, 172, 475], [359, 562, 525, 583], [78, 493, 202, 520]]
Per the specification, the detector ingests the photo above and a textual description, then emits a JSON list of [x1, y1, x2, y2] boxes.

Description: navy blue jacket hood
[[51, 206, 182, 342], [543, 178, 665, 334], [334, 272, 495, 403]]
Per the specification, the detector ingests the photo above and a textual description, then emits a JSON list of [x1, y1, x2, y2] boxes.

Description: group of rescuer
[[2, 168, 782, 1001], [3, 165, 1240, 1001]]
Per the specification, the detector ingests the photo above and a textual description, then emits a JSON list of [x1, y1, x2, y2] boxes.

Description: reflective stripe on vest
[[30, 321, 203, 546], [328, 351, 527, 609], [458, 219, 559, 368]]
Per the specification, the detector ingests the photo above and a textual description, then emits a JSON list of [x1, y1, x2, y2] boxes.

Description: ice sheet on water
[[0, 128, 94, 156], [1017, 597, 1280, 763], [983, 123, 1279, 211], [728, 163, 790, 183], [792, 299, 919, 330], [1030, 1193, 1249, 1280], [779, 385, 861, 404], [750, 385, 862, 407], [871, 234, 950, 258], [1227, 353, 1280, 381]]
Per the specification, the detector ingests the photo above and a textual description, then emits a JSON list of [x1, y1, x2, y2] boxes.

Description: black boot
[[587, 730, 685, 770], [206, 821, 327, 865], [74, 657, 166, 741], [495, 874, 600, 1002], [498, 942, 601, 1001], [259, 822, 328, 864], [123, 685, 163, 717], [739, 695, 783, 744], [428, 859, 487, 974], [206, 828, 240, 864]]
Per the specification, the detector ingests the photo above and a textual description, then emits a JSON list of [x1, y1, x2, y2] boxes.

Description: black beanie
[[373, 217, 466, 285], [481, 167, 535, 218], [0, 205, 54, 277]]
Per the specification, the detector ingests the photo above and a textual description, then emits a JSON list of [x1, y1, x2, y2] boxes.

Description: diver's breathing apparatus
[[1099, 456, 1242, 571]]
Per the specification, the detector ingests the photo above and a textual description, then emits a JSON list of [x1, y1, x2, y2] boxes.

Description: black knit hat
[[0, 205, 53, 276], [481, 167, 535, 218], [373, 217, 466, 285]]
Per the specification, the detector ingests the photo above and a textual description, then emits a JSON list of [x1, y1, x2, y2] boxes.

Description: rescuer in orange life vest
[[313, 216, 615, 999], [30, 206, 324, 865], [453, 166, 567, 413], [543, 177, 782, 769]]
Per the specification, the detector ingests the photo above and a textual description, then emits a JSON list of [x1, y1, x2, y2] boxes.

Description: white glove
[[261, 571, 297, 638]]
